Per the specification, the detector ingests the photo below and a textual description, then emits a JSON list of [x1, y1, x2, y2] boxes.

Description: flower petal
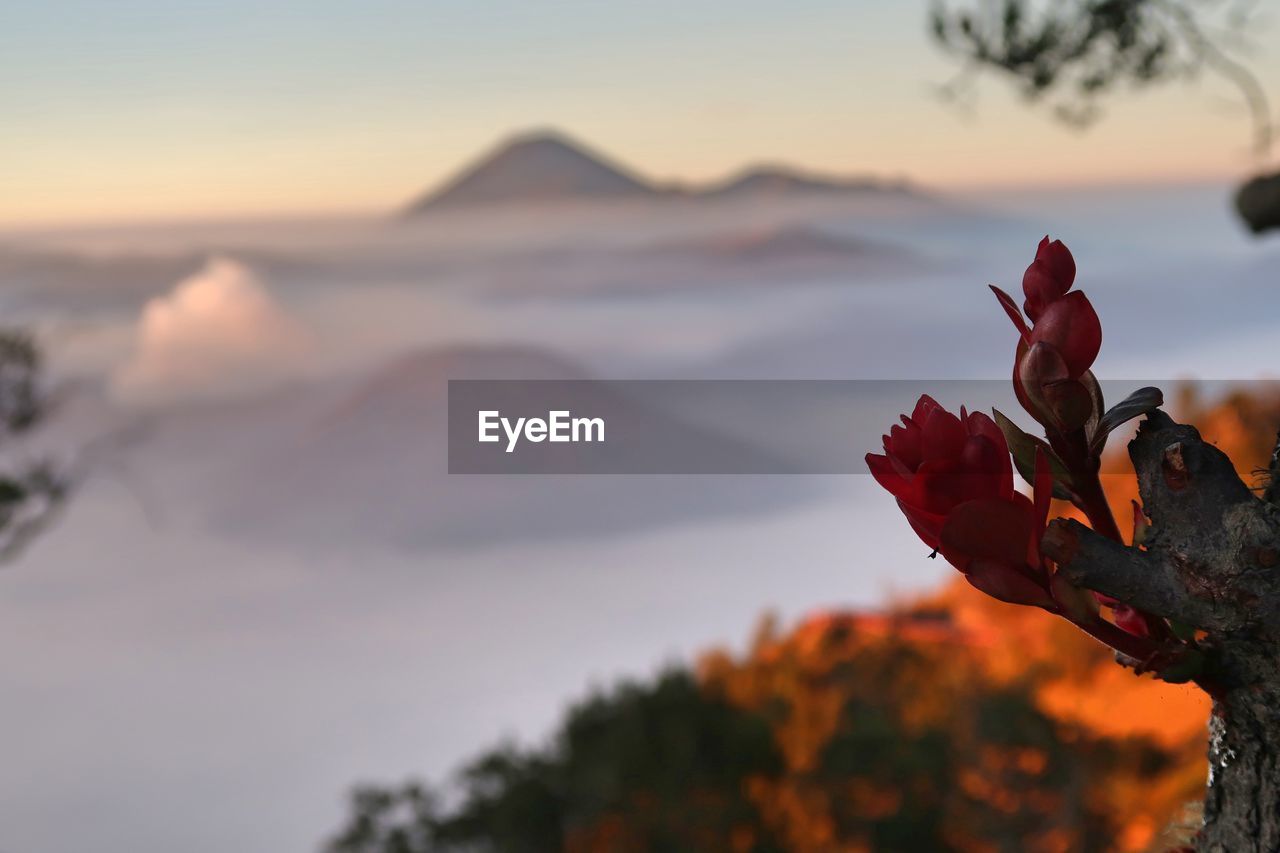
[[964, 559, 1056, 609], [959, 434, 1012, 501], [920, 405, 966, 463], [965, 410, 1014, 497], [866, 452, 909, 498], [910, 394, 942, 425], [899, 499, 946, 551], [913, 459, 968, 513], [1029, 291, 1102, 379], [886, 423, 922, 470], [964, 409, 1003, 445], [940, 497, 1033, 569]]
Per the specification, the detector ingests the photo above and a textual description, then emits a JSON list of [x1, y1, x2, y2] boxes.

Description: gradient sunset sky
[[5, 0, 1278, 227]]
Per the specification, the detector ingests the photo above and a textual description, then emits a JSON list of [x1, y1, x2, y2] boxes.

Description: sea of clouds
[[0, 182, 1277, 852]]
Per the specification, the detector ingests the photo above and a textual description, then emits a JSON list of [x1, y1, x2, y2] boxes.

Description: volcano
[[402, 129, 659, 214]]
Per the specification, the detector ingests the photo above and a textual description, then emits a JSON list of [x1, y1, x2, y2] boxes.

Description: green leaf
[[1089, 386, 1164, 455], [992, 408, 1075, 500]]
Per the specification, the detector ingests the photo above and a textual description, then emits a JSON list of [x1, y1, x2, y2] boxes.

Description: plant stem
[[1063, 430, 1174, 641], [1073, 466, 1123, 543]]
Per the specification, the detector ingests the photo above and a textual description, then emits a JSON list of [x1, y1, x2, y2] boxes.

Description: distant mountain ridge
[[703, 165, 913, 199], [402, 129, 917, 215]]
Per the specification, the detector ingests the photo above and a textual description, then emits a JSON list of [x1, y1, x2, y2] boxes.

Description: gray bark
[[1040, 410, 1280, 852]]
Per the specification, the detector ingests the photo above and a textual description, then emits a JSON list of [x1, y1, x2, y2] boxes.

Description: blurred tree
[[0, 330, 66, 560], [324, 784, 440, 853], [326, 620, 1194, 852], [701, 611, 1195, 852], [928, 0, 1280, 234], [326, 671, 787, 853]]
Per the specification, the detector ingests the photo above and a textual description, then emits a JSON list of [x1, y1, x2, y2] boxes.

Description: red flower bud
[[996, 240, 1098, 389], [1022, 236, 1075, 321], [1003, 238, 1103, 430]]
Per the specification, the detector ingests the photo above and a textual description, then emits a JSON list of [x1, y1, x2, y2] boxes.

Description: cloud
[[113, 257, 311, 404]]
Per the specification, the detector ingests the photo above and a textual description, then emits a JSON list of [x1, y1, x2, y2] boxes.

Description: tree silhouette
[[325, 671, 786, 853], [928, 0, 1280, 234], [0, 330, 66, 561]]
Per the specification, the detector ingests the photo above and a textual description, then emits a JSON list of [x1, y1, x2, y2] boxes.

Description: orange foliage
[[700, 602, 1198, 852], [697, 386, 1280, 852]]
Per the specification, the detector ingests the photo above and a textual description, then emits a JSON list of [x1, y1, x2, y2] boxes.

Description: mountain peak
[[403, 128, 657, 214], [500, 127, 587, 151]]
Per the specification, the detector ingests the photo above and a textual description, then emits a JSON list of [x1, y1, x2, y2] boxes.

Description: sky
[[4, 0, 1279, 227]]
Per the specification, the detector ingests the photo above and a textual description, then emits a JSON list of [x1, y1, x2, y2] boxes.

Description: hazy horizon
[[6, 0, 1278, 227], [0, 146, 1252, 235]]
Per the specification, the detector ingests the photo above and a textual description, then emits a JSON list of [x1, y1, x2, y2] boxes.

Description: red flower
[[867, 395, 1055, 609], [865, 395, 1011, 548]]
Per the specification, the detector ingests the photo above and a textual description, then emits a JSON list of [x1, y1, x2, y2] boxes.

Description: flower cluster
[[867, 396, 1055, 611], [868, 237, 1194, 677]]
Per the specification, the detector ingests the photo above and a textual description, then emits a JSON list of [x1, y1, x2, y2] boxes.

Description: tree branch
[[1129, 410, 1255, 516], [1043, 518, 1228, 630], [1042, 410, 1280, 636], [1157, 0, 1273, 158]]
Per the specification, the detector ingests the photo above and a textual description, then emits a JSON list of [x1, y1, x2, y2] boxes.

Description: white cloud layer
[[113, 257, 310, 403]]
